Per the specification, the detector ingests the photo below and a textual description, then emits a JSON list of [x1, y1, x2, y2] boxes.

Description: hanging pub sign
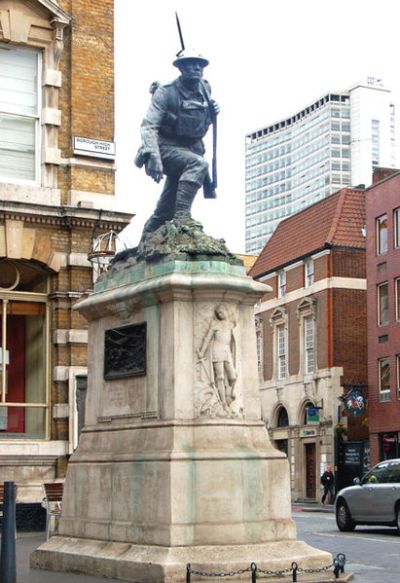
[[341, 387, 366, 416], [306, 406, 320, 425]]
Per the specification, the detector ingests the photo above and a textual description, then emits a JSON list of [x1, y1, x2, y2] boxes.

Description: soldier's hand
[[211, 100, 220, 116], [149, 170, 163, 183], [145, 155, 164, 183]]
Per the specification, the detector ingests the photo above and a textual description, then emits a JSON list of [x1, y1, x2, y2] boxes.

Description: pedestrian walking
[[321, 464, 335, 504]]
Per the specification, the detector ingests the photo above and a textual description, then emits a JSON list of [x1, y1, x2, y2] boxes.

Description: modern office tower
[[245, 78, 397, 254]]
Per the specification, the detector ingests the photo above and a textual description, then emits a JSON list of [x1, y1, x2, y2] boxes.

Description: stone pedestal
[[31, 258, 331, 581]]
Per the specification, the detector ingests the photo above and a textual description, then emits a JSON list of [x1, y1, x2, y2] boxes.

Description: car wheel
[[336, 499, 355, 532], [396, 506, 400, 533]]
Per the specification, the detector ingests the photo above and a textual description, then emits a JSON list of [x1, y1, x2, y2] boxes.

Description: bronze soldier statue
[[135, 49, 219, 238]]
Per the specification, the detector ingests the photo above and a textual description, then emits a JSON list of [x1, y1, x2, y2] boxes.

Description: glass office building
[[245, 79, 397, 254]]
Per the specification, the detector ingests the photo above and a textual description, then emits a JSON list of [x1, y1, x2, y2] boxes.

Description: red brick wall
[[332, 288, 367, 382], [332, 249, 366, 279], [314, 254, 329, 281], [366, 172, 400, 465], [286, 265, 303, 293], [315, 290, 329, 370]]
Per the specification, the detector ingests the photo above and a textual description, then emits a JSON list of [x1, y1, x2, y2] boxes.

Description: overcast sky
[[114, 0, 400, 253]]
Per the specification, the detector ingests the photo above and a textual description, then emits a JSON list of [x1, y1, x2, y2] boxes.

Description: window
[[277, 407, 289, 427], [379, 357, 390, 401], [394, 208, 400, 248], [377, 282, 389, 325], [304, 259, 314, 287], [277, 324, 286, 379], [278, 270, 286, 297], [0, 260, 49, 438], [0, 44, 40, 183], [371, 119, 380, 168], [304, 316, 315, 373], [362, 462, 389, 484], [379, 436, 400, 462], [384, 461, 400, 482], [396, 278, 400, 321], [376, 214, 388, 255]]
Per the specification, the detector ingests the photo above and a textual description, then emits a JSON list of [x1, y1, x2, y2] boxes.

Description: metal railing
[[186, 553, 346, 581]]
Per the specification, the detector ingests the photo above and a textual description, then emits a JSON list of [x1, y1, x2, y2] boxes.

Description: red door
[[0, 314, 26, 433]]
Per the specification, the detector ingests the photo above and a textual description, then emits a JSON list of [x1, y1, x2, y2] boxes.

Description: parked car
[[335, 458, 400, 532]]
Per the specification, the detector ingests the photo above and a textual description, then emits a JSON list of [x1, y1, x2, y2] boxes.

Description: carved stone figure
[[135, 49, 219, 242], [196, 305, 241, 418]]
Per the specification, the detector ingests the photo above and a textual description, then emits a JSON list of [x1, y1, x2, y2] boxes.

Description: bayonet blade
[[175, 12, 185, 54]]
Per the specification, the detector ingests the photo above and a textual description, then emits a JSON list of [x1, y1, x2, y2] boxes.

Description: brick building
[[366, 168, 400, 465], [250, 187, 368, 501], [0, 0, 131, 525]]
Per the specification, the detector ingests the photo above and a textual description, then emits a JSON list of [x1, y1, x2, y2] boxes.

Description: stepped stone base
[[31, 537, 332, 582], [31, 257, 333, 582]]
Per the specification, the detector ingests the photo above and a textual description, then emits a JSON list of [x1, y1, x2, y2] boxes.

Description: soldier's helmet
[[173, 49, 209, 68]]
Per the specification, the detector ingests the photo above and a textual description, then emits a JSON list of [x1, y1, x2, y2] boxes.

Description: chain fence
[[186, 553, 346, 582]]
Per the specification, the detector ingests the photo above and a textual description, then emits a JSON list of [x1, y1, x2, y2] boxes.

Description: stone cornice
[[0, 201, 133, 230], [38, 0, 71, 25]]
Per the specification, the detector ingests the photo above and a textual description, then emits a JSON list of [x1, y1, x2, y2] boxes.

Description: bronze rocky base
[[112, 218, 241, 267]]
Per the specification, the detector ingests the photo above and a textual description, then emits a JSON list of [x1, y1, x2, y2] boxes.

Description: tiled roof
[[250, 188, 366, 278]]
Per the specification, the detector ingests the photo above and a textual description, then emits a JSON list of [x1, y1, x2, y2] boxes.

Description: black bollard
[[186, 563, 191, 583], [291, 561, 298, 582], [0, 481, 17, 583], [251, 562, 257, 583]]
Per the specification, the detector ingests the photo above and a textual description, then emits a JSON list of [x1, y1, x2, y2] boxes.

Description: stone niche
[[31, 258, 331, 581]]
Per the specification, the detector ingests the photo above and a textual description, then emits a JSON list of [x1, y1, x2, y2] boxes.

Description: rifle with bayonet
[[175, 12, 217, 197]]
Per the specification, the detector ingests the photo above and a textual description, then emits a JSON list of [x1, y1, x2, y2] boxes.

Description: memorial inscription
[[104, 323, 146, 380]]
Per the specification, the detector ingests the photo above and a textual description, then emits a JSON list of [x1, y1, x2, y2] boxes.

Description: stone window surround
[[0, 1, 71, 189], [272, 402, 290, 428], [269, 307, 288, 383], [296, 297, 317, 377]]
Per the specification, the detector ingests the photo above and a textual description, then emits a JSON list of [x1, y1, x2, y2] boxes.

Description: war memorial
[[31, 40, 332, 582]]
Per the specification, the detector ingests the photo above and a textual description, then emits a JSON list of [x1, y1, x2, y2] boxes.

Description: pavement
[[9, 505, 335, 583], [293, 501, 335, 513], [6, 532, 122, 583]]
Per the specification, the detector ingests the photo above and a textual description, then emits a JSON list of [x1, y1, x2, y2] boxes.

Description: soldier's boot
[[174, 181, 199, 220], [142, 215, 164, 234]]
